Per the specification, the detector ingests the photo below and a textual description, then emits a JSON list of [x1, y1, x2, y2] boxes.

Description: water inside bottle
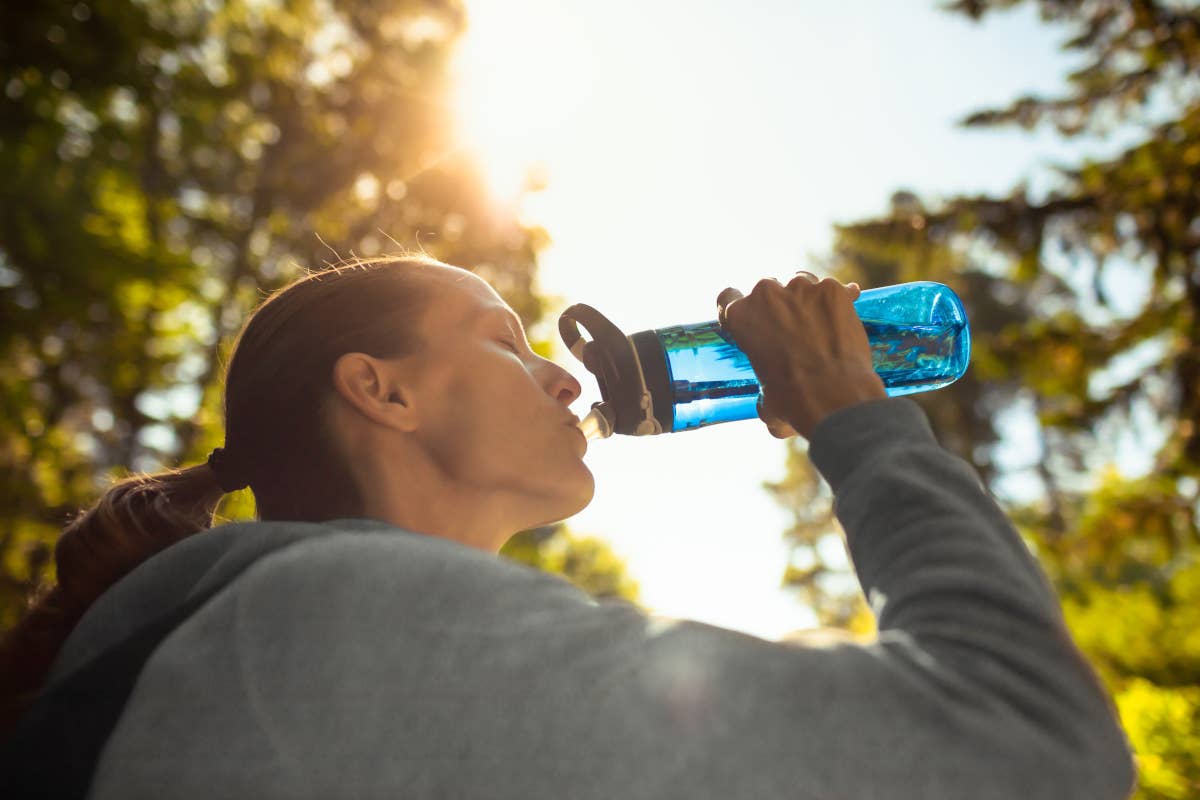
[[659, 316, 968, 432], [659, 322, 759, 432], [859, 317, 966, 395]]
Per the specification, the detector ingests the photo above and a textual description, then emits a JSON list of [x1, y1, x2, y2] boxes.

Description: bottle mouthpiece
[[577, 404, 615, 441]]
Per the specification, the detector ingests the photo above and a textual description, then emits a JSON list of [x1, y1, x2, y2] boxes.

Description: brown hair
[[0, 255, 441, 735]]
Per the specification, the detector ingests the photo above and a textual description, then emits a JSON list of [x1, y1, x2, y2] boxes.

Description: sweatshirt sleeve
[[802, 396, 1136, 796], [131, 399, 1135, 800]]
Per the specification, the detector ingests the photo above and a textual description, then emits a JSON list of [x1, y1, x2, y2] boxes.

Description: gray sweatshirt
[[51, 397, 1136, 799]]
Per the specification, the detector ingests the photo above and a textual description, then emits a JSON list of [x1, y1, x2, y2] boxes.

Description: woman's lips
[[568, 420, 588, 454]]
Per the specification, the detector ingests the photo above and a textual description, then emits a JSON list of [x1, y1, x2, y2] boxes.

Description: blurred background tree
[[767, 1, 1200, 794], [0, 0, 638, 628], [501, 524, 641, 603]]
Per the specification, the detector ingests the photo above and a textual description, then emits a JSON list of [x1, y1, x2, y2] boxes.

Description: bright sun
[[450, 0, 594, 201]]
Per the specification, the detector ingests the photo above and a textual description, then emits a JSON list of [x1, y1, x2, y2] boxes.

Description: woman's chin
[[531, 468, 595, 526], [571, 468, 596, 513]]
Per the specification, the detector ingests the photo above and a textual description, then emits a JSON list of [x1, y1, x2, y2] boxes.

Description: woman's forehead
[[419, 264, 512, 324]]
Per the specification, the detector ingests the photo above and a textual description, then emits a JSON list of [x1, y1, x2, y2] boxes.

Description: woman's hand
[[716, 271, 887, 440]]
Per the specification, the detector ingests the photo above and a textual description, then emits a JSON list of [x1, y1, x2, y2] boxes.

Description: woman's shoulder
[[229, 520, 598, 621], [57, 518, 584, 681], [162, 517, 591, 619]]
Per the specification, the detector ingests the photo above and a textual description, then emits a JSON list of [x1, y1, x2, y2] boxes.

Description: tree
[[0, 1, 631, 629], [768, 3, 1200, 794], [501, 524, 642, 605]]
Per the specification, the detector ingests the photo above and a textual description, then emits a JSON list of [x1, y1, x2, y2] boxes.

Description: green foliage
[[1016, 466, 1200, 798], [0, 1, 627, 634], [501, 525, 642, 605], [769, 2, 1200, 793], [1112, 678, 1200, 799]]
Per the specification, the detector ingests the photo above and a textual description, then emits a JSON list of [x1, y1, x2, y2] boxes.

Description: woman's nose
[[541, 360, 582, 406]]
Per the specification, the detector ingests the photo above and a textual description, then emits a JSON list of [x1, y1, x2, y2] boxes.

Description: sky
[[448, 0, 1137, 639]]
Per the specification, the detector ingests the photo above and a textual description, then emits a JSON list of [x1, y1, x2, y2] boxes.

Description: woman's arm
[[801, 395, 1135, 798]]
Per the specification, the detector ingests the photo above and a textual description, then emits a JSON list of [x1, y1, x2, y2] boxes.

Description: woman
[[0, 256, 1134, 798]]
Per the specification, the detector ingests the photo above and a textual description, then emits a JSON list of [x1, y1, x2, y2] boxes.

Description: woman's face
[[404, 265, 594, 529]]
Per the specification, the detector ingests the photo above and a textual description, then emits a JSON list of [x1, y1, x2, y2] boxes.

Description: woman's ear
[[331, 352, 419, 433]]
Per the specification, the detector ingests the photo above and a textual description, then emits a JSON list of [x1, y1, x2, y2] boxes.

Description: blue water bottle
[[560, 280, 970, 439]]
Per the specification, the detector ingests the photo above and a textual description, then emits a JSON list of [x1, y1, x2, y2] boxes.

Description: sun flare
[[451, 0, 594, 201]]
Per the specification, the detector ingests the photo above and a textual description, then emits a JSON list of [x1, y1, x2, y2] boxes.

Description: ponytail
[[0, 461, 230, 738], [0, 255, 438, 740]]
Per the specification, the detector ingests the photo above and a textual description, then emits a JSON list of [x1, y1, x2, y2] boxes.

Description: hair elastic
[[206, 447, 250, 493]]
